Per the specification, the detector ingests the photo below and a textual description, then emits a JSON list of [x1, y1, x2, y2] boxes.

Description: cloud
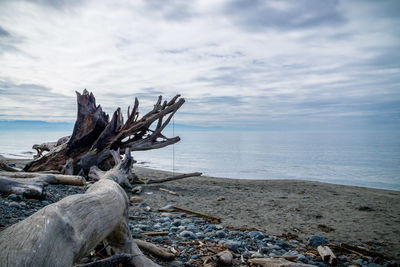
[[224, 0, 346, 32], [0, 0, 399, 130], [0, 25, 11, 37]]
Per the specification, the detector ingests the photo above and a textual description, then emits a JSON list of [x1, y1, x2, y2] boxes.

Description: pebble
[[7, 194, 19, 201], [180, 230, 197, 239], [223, 240, 241, 253], [8, 201, 20, 208], [307, 235, 327, 247], [249, 230, 265, 240]]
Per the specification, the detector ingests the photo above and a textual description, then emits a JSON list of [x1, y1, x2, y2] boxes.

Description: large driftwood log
[[0, 175, 55, 198], [0, 151, 159, 267], [0, 171, 86, 186], [24, 90, 184, 174]]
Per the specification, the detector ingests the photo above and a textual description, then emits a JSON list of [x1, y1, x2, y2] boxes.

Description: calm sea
[[0, 129, 399, 191]]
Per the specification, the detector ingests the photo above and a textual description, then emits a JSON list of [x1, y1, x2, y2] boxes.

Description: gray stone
[[297, 254, 308, 263], [170, 226, 180, 232], [260, 247, 270, 254], [249, 230, 265, 240], [307, 235, 327, 247], [223, 240, 241, 253], [180, 230, 197, 239], [7, 194, 18, 201], [171, 260, 183, 267], [172, 219, 182, 226], [8, 201, 20, 208], [216, 230, 226, 238]]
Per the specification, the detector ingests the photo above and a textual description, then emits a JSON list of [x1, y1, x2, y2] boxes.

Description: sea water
[[0, 128, 399, 191]]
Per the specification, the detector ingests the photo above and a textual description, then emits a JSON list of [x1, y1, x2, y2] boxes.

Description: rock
[[171, 260, 184, 267], [223, 240, 241, 253], [308, 235, 327, 247], [260, 247, 270, 254], [216, 230, 226, 238], [172, 219, 182, 226], [131, 186, 142, 194], [8, 202, 20, 208], [140, 201, 148, 206], [180, 230, 197, 239], [216, 196, 225, 201], [216, 224, 224, 230], [170, 226, 180, 232], [297, 254, 308, 263], [249, 231, 265, 240], [7, 194, 19, 201]]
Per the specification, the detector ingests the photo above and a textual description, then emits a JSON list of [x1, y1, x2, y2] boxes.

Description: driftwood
[[317, 245, 337, 265], [248, 257, 314, 267], [171, 206, 221, 223], [24, 90, 184, 174], [134, 239, 175, 260], [0, 171, 86, 186], [0, 150, 160, 267], [0, 161, 19, 172], [76, 253, 132, 267], [138, 172, 203, 184], [0, 175, 55, 198], [158, 188, 179, 195]]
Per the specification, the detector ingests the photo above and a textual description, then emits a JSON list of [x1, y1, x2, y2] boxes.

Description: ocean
[[0, 128, 399, 191]]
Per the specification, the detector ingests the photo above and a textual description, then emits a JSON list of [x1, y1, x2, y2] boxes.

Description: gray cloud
[[143, 0, 196, 22], [0, 0, 399, 130], [0, 26, 10, 37], [224, 0, 346, 32]]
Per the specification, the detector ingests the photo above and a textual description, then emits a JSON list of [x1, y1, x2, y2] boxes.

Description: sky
[[0, 0, 399, 131]]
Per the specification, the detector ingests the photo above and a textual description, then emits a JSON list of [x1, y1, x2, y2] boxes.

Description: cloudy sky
[[0, 0, 399, 130]]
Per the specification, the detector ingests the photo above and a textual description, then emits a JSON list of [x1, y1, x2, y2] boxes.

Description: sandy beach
[[2, 157, 400, 260], [132, 166, 400, 259]]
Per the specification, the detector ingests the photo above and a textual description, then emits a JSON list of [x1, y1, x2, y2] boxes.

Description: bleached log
[[0, 171, 86, 186], [317, 245, 337, 265], [134, 239, 175, 260], [0, 175, 55, 198], [0, 151, 159, 267]]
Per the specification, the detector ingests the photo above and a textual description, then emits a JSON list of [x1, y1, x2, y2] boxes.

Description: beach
[[1, 156, 400, 262], [133, 167, 400, 259]]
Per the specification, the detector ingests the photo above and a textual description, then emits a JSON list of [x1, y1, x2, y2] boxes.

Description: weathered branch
[[137, 172, 202, 184]]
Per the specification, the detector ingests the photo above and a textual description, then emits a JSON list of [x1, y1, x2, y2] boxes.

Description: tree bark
[[0, 151, 159, 267], [24, 90, 184, 175]]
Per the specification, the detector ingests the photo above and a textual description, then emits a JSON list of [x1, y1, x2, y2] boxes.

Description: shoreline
[[1, 156, 400, 259]]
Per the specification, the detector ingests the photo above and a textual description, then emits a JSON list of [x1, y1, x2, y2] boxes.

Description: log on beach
[[0, 150, 159, 267]]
